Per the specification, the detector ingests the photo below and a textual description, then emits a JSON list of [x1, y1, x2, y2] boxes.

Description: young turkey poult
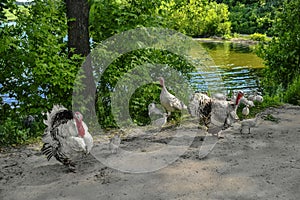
[[41, 105, 93, 172], [151, 113, 168, 132], [242, 105, 250, 116], [240, 113, 261, 134], [109, 134, 121, 154], [148, 102, 165, 122], [148, 102, 164, 116]]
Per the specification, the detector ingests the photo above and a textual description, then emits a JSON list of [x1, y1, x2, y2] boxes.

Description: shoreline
[[193, 36, 260, 45]]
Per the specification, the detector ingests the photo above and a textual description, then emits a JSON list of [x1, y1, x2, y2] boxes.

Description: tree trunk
[[65, 0, 96, 120], [65, 0, 90, 56]]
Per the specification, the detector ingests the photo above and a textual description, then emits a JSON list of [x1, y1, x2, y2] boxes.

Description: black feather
[[41, 143, 54, 160], [51, 110, 74, 129], [198, 100, 212, 127]]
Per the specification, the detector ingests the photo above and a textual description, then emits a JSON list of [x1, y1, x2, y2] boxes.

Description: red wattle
[[75, 118, 85, 137]]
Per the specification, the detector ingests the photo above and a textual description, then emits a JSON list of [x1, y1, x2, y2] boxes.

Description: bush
[[159, 0, 231, 37], [257, 0, 300, 94], [90, 0, 231, 40], [0, 116, 42, 146], [250, 33, 267, 42], [284, 76, 300, 105]]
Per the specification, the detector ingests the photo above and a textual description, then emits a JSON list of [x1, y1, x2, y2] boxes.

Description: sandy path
[[0, 104, 299, 200]]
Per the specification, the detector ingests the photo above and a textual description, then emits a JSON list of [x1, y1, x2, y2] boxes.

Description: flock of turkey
[[41, 77, 264, 172]]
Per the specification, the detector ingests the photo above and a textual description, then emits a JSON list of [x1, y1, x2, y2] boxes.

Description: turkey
[[248, 92, 263, 103], [41, 105, 93, 172], [242, 105, 250, 116], [231, 91, 255, 108], [254, 94, 263, 103], [247, 94, 255, 101], [109, 134, 121, 154], [151, 113, 168, 132], [188, 92, 211, 118], [158, 77, 187, 116], [189, 91, 244, 138], [148, 103, 164, 118], [240, 114, 260, 134], [240, 97, 255, 108]]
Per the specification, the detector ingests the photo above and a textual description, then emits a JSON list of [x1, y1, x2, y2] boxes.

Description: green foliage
[[90, 0, 163, 43], [0, 113, 43, 146], [284, 76, 300, 105], [0, 0, 83, 145], [89, 1, 205, 128], [218, 0, 279, 35], [90, 0, 231, 41], [0, 0, 17, 22], [0, 0, 82, 114], [249, 33, 268, 42], [257, 0, 300, 96], [158, 0, 231, 37], [0, 117, 29, 146], [95, 48, 195, 128]]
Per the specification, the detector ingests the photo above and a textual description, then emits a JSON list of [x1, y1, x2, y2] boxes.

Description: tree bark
[[65, 0, 96, 120], [65, 0, 90, 57]]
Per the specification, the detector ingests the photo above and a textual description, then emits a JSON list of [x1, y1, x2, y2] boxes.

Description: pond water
[[190, 40, 264, 95]]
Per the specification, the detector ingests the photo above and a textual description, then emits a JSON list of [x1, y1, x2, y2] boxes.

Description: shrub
[[0, 117, 42, 146], [284, 76, 300, 105], [257, 0, 300, 93], [250, 33, 267, 42]]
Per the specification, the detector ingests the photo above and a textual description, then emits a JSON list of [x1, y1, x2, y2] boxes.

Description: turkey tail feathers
[[41, 143, 54, 161], [43, 105, 71, 128]]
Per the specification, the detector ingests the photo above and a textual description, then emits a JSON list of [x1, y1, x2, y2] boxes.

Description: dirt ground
[[1, 104, 299, 200]]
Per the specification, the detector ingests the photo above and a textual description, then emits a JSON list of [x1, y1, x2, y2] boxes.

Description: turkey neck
[[234, 92, 244, 111], [160, 78, 167, 92], [75, 117, 85, 137], [235, 92, 243, 105]]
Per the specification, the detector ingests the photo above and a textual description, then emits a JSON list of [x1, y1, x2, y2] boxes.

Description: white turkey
[[248, 92, 263, 103], [189, 91, 244, 138], [158, 77, 187, 116], [240, 97, 255, 108], [254, 94, 263, 103], [41, 105, 93, 172]]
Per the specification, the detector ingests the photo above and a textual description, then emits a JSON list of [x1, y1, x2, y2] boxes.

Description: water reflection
[[191, 41, 264, 94]]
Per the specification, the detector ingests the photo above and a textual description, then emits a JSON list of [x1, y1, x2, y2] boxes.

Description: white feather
[[159, 77, 187, 114], [242, 105, 250, 116]]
